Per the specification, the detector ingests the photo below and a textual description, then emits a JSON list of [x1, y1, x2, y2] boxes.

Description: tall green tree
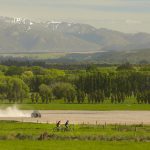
[[39, 84, 52, 103]]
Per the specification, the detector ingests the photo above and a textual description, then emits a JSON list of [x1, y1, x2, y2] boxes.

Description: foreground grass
[[0, 121, 150, 139], [0, 140, 149, 150], [0, 121, 149, 150], [0, 103, 150, 110]]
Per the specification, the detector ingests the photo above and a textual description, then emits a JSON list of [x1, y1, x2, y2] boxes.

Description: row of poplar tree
[[75, 71, 150, 104], [0, 65, 149, 104]]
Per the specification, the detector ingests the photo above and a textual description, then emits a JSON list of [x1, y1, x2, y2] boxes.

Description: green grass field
[[0, 121, 149, 150], [0, 141, 149, 150], [0, 52, 67, 59], [0, 103, 150, 110], [0, 121, 149, 139], [1, 96, 149, 111]]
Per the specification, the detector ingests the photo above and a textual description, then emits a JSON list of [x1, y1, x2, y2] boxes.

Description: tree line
[[0, 64, 149, 104]]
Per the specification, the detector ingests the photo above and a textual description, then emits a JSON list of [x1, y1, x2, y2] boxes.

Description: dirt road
[[0, 110, 150, 125]]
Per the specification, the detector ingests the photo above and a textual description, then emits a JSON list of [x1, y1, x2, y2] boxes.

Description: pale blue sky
[[0, 0, 150, 33]]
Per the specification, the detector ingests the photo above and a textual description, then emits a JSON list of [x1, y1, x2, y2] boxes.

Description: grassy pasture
[[0, 141, 149, 150], [0, 121, 149, 150], [0, 52, 67, 59], [1, 96, 149, 111], [0, 103, 150, 111], [0, 121, 149, 140]]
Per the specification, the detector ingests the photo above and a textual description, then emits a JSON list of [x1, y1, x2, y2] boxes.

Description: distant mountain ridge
[[0, 16, 150, 52]]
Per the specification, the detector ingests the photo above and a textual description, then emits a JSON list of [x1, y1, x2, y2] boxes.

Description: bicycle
[[53, 126, 62, 132], [53, 125, 74, 132]]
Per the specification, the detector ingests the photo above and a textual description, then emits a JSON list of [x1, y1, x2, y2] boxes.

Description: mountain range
[[0, 16, 150, 53]]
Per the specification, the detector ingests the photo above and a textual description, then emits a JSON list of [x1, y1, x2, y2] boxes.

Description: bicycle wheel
[[53, 127, 59, 132]]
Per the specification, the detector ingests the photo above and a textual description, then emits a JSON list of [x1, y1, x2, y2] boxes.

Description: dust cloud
[[0, 106, 30, 117]]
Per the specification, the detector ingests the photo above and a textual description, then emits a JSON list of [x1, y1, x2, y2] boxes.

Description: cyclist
[[65, 120, 69, 129], [56, 120, 61, 128]]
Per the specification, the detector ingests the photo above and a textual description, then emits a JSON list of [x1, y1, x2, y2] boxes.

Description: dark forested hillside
[[60, 49, 150, 64]]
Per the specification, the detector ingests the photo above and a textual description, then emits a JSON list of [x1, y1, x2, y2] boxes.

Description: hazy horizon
[[0, 0, 150, 33]]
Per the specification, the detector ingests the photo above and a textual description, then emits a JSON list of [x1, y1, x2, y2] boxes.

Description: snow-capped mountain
[[0, 16, 150, 53], [0, 16, 34, 25]]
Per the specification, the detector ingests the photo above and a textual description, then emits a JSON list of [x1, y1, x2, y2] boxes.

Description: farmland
[[0, 141, 149, 150], [0, 1, 150, 149], [0, 52, 67, 59], [0, 103, 150, 111], [0, 64, 149, 149], [0, 121, 149, 150]]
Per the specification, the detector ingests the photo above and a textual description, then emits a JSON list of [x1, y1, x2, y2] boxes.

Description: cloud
[[125, 20, 142, 24], [1, 0, 150, 12], [0, 0, 150, 33]]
